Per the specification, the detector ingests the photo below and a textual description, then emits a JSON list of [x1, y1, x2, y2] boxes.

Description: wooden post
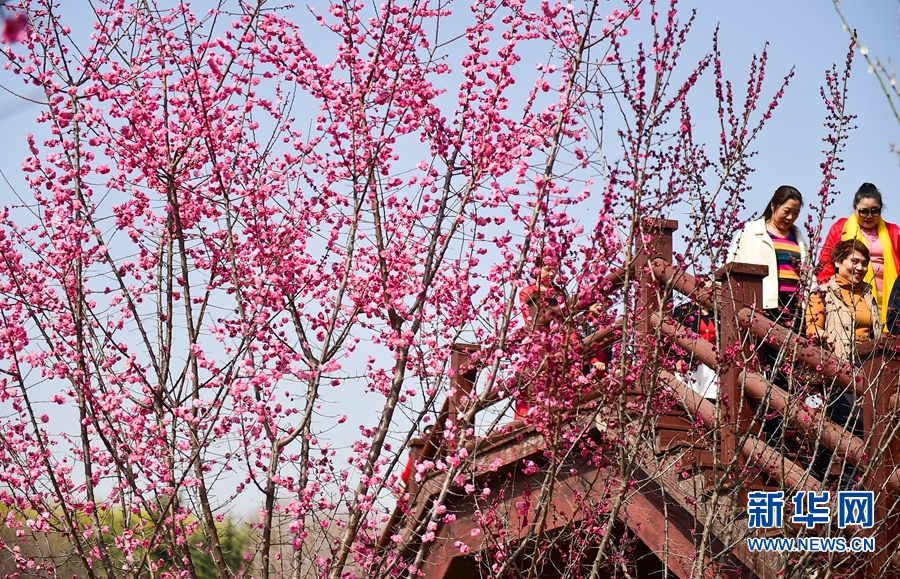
[[714, 263, 767, 475], [632, 218, 678, 403], [633, 218, 678, 335], [861, 344, 900, 576], [404, 435, 429, 499], [447, 343, 480, 451]]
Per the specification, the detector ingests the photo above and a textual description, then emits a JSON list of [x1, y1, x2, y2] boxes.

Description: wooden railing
[[379, 218, 900, 579]]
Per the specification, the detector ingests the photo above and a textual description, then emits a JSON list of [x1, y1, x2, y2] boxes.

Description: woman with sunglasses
[[817, 183, 900, 325]]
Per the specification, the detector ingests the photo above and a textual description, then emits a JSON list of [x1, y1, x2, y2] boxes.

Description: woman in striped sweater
[[728, 186, 808, 442], [728, 185, 809, 328]]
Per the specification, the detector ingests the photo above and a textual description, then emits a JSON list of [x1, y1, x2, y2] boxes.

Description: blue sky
[[1, 1, 897, 232], [675, 0, 900, 223]]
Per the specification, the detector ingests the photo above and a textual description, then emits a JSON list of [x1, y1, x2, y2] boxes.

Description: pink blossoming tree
[[0, 0, 882, 578]]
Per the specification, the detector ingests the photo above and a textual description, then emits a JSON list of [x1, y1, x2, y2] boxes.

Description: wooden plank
[[422, 453, 757, 579]]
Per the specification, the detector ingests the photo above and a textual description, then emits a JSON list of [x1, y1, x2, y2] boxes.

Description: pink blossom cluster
[[0, 0, 836, 577]]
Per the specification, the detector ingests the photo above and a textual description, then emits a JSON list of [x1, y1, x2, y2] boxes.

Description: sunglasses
[[857, 207, 882, 217]]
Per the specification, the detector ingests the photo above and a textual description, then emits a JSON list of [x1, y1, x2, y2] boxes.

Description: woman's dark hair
[[762, 185, 803, 221], [853, 182, 885, 210], [532, 255, 559, 279], [831, 239, 870, 265]]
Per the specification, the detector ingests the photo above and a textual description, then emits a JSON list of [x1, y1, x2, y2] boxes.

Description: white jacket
[[727, 218, 809, 309]]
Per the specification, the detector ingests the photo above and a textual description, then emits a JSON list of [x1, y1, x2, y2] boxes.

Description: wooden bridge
[[377, 219, 900, 579]]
